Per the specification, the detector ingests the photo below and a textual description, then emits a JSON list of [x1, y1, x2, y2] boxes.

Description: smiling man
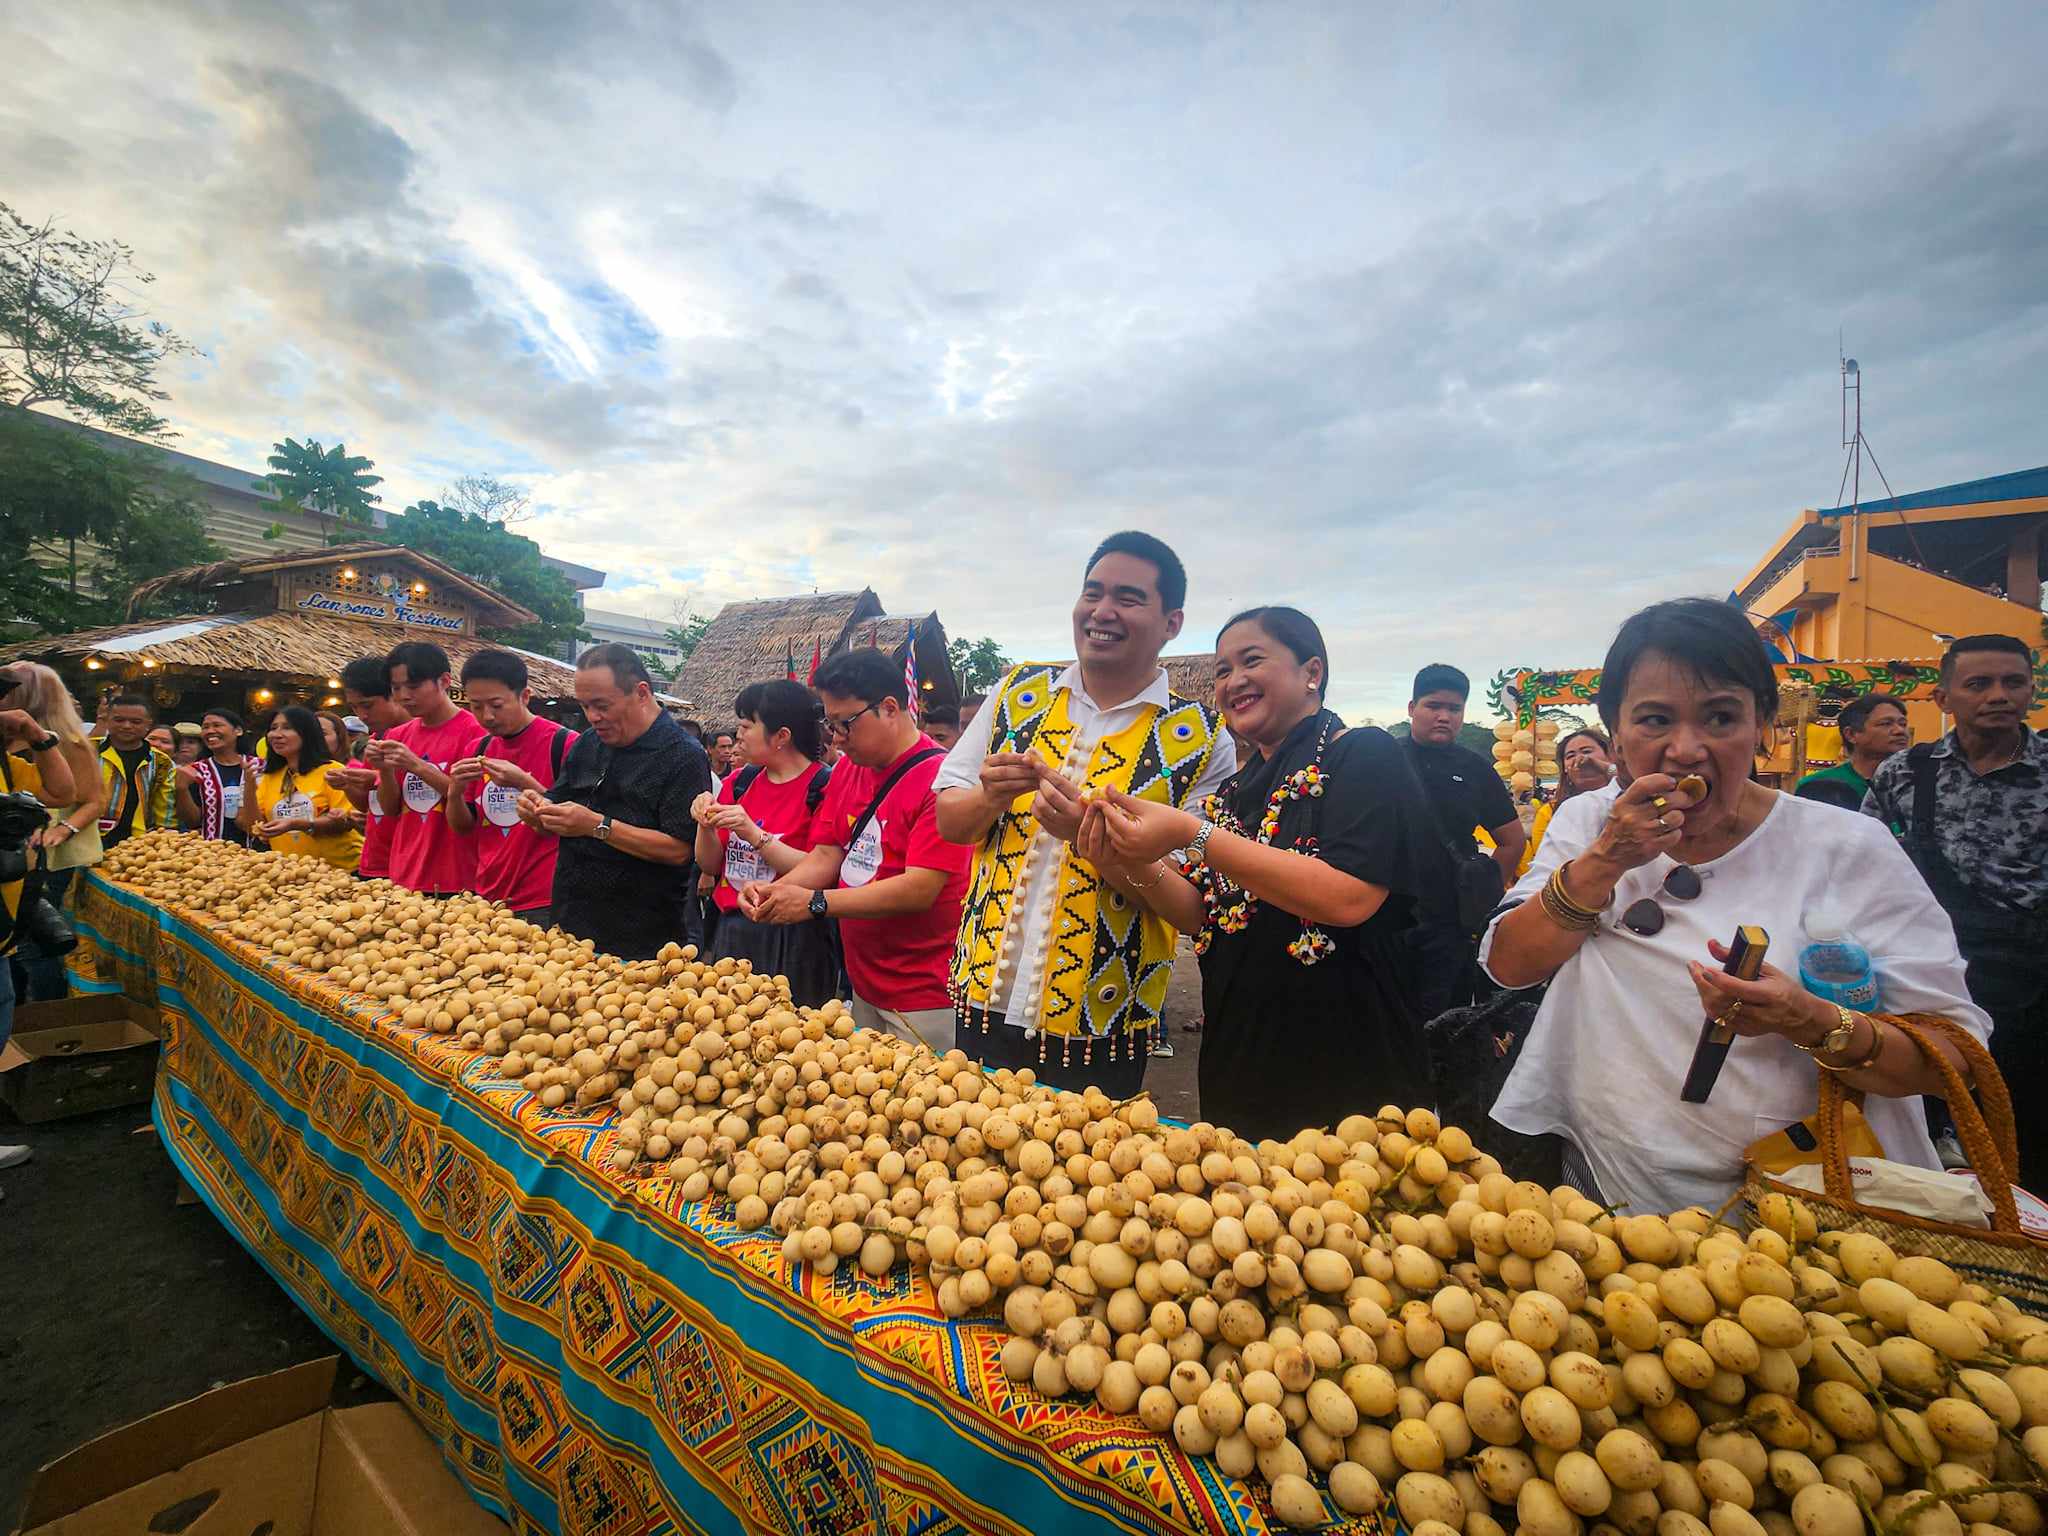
[[934, 531, 1234, 1093], [1865, 633, 2047, 1189]]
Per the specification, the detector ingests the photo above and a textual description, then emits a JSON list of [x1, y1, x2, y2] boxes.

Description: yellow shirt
[[252, 765, 362, 871]]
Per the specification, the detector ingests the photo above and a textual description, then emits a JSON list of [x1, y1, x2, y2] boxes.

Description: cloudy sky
[[7, 2, 2045, 721]]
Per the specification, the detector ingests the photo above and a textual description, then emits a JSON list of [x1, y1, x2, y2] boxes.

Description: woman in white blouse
[[1483, 598, 1989, 1215]]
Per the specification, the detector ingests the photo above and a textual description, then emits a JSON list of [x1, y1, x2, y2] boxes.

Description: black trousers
[[957, 1007, 1150, 1098], [1408, 919, 1480, 1026]]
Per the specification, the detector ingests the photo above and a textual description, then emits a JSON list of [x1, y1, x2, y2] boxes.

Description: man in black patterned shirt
[[1865, 634, 2047, 1189]]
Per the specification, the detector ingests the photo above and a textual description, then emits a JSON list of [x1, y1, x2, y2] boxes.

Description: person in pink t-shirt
[[369, 641, 486, 895], [444, 649, 574, 924], [329, 654, 412, 878], [738, 649, 969, 1049]]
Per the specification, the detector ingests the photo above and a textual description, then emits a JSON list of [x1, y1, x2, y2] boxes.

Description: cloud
[[10, 3, 2047, 723]]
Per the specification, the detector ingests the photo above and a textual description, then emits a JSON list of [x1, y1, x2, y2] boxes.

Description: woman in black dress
[[1086, 607, 1435, 1140]]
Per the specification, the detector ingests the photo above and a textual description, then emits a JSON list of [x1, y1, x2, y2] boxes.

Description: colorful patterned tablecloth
[[74, 873, 1369, 1536]]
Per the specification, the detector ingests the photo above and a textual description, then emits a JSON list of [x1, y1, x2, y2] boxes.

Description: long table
[[71, 873, 1349, 1536]]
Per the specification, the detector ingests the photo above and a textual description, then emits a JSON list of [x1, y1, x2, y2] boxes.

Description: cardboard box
[[0, 994, 162, 1124], [14, 1356, 511, 1536]]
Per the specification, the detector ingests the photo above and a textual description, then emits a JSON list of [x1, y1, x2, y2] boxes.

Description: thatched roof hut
[[126, 541, 537, 629], [0, 542, 592, 716], [671, 591, 958, 724]]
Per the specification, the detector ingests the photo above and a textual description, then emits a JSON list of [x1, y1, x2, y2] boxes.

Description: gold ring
[[1719, 1001, 1744, 1024], [1651, 796, 1669, 811]]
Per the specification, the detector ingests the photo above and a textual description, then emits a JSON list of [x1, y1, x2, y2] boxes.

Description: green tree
[[948, 635, 1011, 692], [384, 499, 588, 653], [664, 611, 713, 662], [1386, 719, 1502, 757], [262, 437, 383, 538], [0, 407, 219, 630], [0, 201, 197, 439]]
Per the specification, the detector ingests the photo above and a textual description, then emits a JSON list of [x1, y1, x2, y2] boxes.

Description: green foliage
[[948, 634, 1012, 692], [1385, 718, 1501, 756], [664, 611, 713, 662], [384, 499, 589, 653], [0, 406, 220, 629], [0, 201, 196, 439], [261, 436, 382, 535]]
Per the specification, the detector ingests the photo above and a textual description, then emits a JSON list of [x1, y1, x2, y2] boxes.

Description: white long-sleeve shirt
[[933, 664, 1236, 1025]]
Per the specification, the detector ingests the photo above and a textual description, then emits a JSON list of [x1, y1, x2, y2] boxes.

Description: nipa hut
[[0, 543, 586, 722], [671, 591, 957, 725]]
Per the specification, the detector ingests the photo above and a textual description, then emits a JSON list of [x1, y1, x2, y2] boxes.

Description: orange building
[[1734, 465, 2048, 743]]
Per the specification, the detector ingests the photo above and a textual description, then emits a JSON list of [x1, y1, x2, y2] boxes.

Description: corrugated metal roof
[[1817, 465, 2048, 518]]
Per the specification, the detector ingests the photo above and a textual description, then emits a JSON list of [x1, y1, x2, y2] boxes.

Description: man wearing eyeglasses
[[737, 647, 969, 1050], [517, 644, 709, 959]]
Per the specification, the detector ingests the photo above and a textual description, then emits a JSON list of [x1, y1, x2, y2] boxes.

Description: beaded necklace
[[1192, 712, 1336, 965]]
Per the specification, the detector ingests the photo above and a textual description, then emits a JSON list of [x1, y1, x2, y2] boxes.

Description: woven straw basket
[[1745, 1013, 2048, 1316]]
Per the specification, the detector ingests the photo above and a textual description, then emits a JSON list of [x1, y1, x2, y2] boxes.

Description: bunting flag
[[785, 643, 797, 681], [807, 639, 822, 684], [902, 618, 919, 720]]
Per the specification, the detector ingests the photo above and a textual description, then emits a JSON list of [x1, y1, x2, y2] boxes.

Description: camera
[[0, 789, 77, 958]]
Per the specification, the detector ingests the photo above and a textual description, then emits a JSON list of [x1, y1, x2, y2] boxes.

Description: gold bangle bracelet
[[1820, 1013, 1885, 1073]]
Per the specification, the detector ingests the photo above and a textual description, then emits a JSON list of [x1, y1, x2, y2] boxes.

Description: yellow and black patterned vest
[[951, 663, 1223, 1038]]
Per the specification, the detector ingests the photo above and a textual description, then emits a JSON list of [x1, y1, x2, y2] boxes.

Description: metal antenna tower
[[1836, 352, 1897, 513]]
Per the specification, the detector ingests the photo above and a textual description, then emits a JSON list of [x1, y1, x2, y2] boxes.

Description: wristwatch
[[1181, 822, 1215, 869], [1798, 1005, 1860, 1060], [32, 732, 60, 753], [594, 815, 614, 842], [807, 890, 830, 919]]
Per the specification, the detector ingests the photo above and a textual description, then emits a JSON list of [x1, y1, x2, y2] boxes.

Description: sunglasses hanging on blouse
[[1620, 864, 1703, 937]]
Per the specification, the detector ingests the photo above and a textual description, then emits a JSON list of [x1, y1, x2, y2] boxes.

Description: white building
[[568, 607, 684, 674]]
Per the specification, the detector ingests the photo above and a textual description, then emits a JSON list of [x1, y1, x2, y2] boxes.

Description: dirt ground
[[0, 1103, 385, 1523], [0, 946, 1210, 1522]]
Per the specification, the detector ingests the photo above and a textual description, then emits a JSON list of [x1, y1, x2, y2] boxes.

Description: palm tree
[[262, 437, 383, 539]]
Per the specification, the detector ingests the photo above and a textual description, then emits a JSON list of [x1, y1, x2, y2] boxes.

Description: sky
[[6, 1, 2046, 723]]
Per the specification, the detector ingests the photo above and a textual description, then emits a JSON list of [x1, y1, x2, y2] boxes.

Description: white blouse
[[1481, 787, 1991, 1216]]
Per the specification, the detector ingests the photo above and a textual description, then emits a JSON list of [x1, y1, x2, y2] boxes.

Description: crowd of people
[[1, 529, 2041, 1213]]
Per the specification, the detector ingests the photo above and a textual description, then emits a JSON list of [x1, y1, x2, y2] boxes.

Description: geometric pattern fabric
[[72, 875, 1386, 1536]]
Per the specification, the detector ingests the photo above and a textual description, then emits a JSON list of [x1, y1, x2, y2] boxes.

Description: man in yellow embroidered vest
[[935, 532, 1235, 1094]]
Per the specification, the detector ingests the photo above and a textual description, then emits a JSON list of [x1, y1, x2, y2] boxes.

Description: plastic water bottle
[[1799, 912, 1881, 1011]]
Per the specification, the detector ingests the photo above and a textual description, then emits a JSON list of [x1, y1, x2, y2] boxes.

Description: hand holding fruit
[[690, 790, 718, 825], [739, 880, 814, 925], [705, 802, 759, 840], [1589, 773, 1697, 872], [1097, 787, 1202, 864], [480, 756, 540, 793], [1031, 770, 1088, 842], [978, 750, 1044, 808]]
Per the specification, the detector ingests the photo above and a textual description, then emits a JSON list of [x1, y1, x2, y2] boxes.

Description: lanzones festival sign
[[297, 568, 465, 633]]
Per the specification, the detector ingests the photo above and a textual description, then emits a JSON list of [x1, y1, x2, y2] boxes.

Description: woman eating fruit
[[1482, 598, 1989, 1213]]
